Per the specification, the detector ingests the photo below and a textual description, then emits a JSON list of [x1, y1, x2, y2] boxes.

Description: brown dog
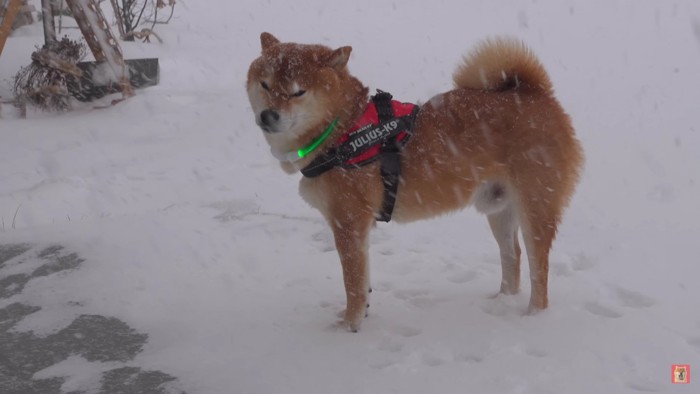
[[246, 33, 583, 331]]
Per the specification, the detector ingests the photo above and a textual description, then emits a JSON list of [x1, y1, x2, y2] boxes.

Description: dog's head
[[246, 33, 368, 172]]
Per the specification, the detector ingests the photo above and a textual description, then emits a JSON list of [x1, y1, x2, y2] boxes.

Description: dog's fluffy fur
[[247, 33, 584, 331]]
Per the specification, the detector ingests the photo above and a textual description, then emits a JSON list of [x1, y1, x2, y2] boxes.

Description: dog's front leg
[[330, 212, 373, 332]]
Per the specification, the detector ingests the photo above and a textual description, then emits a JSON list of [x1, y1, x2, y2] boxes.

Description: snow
[[1, 0, 700, 393]]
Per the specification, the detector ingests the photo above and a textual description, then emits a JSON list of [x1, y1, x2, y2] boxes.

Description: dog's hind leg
[[487, 204, 521, 295], [516, 191, 561, 312], [475, 182, 521, 295]]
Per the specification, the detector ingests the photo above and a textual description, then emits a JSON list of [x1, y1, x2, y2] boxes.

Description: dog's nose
[[260, 109, 280, 130]]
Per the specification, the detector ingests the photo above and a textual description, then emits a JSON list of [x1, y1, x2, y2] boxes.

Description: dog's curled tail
[[453, 37, 553, 94]]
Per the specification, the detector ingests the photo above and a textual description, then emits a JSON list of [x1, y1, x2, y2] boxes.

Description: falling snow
[[1, 1, 700, 394]]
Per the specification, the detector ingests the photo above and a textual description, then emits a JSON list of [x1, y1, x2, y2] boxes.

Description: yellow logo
[[672, 364, 690, 384]]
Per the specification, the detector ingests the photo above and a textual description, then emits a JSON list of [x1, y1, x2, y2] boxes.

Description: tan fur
[[453, 38, 553, 93], [247, 33, 584, 332]]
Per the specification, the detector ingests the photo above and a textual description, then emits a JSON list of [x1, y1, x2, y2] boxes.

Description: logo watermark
[[672, 364, 690, 384]]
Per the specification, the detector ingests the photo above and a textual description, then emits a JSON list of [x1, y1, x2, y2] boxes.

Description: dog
[[246, 32, 583, 332]]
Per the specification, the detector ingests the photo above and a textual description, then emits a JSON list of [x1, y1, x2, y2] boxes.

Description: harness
[[301, 91, 420, 222]]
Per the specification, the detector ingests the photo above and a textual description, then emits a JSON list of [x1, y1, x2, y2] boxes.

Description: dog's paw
[[335, 308, 366, 318], [329, 318, 363, 333], [526, 303, 548, 316], [332, 307, 367, 332]]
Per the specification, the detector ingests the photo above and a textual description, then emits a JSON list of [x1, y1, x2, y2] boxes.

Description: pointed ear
[[327, 46, 352, 69], [261, 32, 280, 51]]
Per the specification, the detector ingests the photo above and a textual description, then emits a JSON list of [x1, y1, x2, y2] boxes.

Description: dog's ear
[[327, 46, 352, 70], [261, 32, 280, 51]]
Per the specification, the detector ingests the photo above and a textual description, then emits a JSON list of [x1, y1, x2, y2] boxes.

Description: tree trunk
[[41, 0, 56, 46]]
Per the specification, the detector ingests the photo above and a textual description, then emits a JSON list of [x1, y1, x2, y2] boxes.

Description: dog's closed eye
[[260, 81, 270, 91], [290, 90, 306, 98]]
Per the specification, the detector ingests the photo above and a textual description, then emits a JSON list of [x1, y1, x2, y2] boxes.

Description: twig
[[147, 1, 174, 24], [12, 202, 23, 229], [149, 0, 157, 31], [110, 0, 126, 38], [123, 27, 162, 43], [132, 0, 148, 30], [59, 0, 64, 33]]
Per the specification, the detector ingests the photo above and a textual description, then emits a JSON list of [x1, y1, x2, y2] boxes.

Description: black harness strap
[[301, 148, 340, 178], [374, 91, 401, 222], [300, 90, 419, 223]]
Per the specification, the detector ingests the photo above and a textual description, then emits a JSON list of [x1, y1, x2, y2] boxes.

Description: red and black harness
[[301, 91, 420, 222]]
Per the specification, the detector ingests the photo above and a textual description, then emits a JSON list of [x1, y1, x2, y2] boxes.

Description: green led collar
[[273, 118, 339, 163], [298, 117, 339, 158]]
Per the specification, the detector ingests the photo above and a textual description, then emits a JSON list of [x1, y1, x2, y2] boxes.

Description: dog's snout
[[260, 109, 280, 130]]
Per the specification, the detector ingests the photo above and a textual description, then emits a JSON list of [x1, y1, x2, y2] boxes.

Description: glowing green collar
[[272, 118, 339, 163]]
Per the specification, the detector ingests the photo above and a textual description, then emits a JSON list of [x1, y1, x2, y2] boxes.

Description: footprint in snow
[[284, 277, 313, 288], [626, 380, 663, 392], [377, 247, 394, 256], [454, 351, 485, 364], [524, 347, 547, 358], [373, 281, 393, 292], [377, 339, 404, 353], [571, 252, 597, 272], [207, 199, 259, 222], [584, 302, 623, 318], [550, 260, 573, 277], [395, 326, 422, 338], [446, 270, 478, 284], [420, 353, 446, 367], [311, 230, 335, 253], [370, 337, 406, 370], [392, 288, 444, 308], [687, 337, 700, 353], [379, 349, 451, 368], [369, 358, 399, 370], [392, 288, 430, 299], [611, 286, 655, 309]]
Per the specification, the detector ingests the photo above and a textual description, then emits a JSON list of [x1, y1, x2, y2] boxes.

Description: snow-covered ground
[[1, 0, 699, 393]]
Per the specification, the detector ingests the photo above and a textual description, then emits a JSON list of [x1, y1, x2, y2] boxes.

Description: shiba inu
[[246, 32, 583, 332]]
